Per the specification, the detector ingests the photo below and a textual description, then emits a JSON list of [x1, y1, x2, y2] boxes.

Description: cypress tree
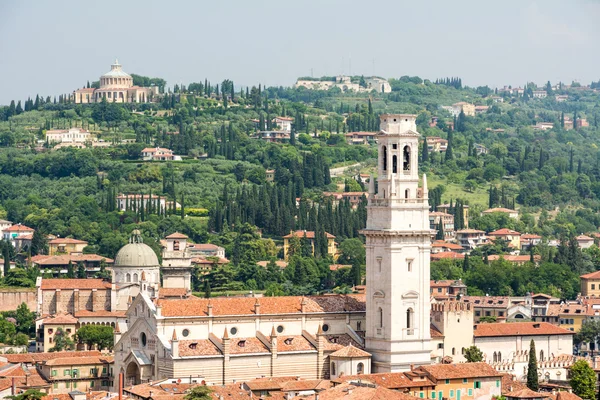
[[462, 254, 470, 272], [180, 192, 185, 219], [3, 247, 10, 278], [422, 139, 429, 162], [527, 339, 539, 391], [203, 279, 211, 298]]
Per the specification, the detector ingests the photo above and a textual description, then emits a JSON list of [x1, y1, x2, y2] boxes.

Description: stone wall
[[0, 289, 36, 311]]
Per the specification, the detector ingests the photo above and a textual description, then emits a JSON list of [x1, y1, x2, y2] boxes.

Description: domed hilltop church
[[72, 59, 158, 104], [112, 114, 438, 385]]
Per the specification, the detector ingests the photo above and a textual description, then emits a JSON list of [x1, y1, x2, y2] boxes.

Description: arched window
[[357, 362, 364, 374], [133, 273, 139, 282], [405, 189, 409, 199], [539, 350, 544, 361], [498, 351, 502, 361], [382, 146, 387, 171], [452, 347, 456, 355], [493, 352, 497, 363], [392, 155, 398, 173], [126, 273, 131, 283], [173, 240, 180, 251], [357, 321, 362, 331], [331, 362, 336, 377], [403, 146, 411, 170], [406, 308, 414, 331], [378, 307, 383, 328]]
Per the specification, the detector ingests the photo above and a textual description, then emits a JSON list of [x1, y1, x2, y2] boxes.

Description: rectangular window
[[496, 380, 500, 387], [463, 379, 467, 383], [499, 311, 504, 317], [51, 370, 57, 377], [592, 284, 596, 290], [72, 369, 78, 377], [90, 381, 94, 388], [407, 259, 413, 272], [420, 393, 424, 398], [102, 367, 107, 374], [73, 382, 77, 389], [450, 390, 454, 398], [53, 383, 58, 389], [474, 381, 481, 389], [468, 389, 473, 396], [485, 311, 491, 316], [64, 369, 71, 376], [475, 311, 480, 317], [445, 379, 450, 384], [432, 392, 436, 399]]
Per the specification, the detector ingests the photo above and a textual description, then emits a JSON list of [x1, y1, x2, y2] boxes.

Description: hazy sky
[[1, 0, 599, 105]]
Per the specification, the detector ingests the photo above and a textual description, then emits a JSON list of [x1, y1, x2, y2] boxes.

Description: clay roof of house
[[48, 238, 88, 245], [431, 251, 465, 260], [488, 255, 541, 263], [474, 322, 574, 337], [159, 288, 190, 298], [177, 339, 221, 357], [430, 279, 466, 288], [4, 224, 34, 232], [74, 310, 126, 318], [188, 243, 222, 250], [576, 235, 594, 241], [431, 241, 464, 250], [318, 382, 420, 400], [32, 254, 113, 266], [329, 344, 371, 358], [430, 324, 444, 338], [141, 147, 172, 153], [157, 294, 365, 317], [483, 208, 518, 214], [4, 350, 101, 364], [44, 355, 113, 366], [555, 392, 583, 400], [430, 212, 453, 217], [257, 260, 288, 269], [505, 388, 550, 399], [271, 335, 316, 352], [280, 379, 330, 392], [501, 374, 528, 394], [165, 232, 188, 239], [0, 366, 49, 388], [275, 116, 294, 121], [489, 228, 521, 236], [581, 270, 600, 279], [522, 234, 542, 239], [332, 372, 435, 389], [40, 278, 112, 290], [191, 257, 229, 265], [417, 362, 502, 379], [283, 230, 335, 239], [43, 313, 78, 324], [244, 376, 299, 391], [322, 333, 363, 351], [329, 264, 351, 271], [462, 296, 510, 308], [546, 303, 593, 317], [228, 337, 270, 354], [345, 131, 377, 136]]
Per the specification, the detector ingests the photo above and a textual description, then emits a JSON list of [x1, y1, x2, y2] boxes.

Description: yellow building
[[39, 354, 114, 393], [416, 363, 503, 400], [488, 229, 521, 250], [48, 238, 88, 255], [547, 302, 591, 332], [581, 270, 600, 297], [282, 230, 337, 260], [40, 313, 78, 352]]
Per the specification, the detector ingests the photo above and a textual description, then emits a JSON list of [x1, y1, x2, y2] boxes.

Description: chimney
[[301, 297, 307, 313], [254, 299, 261, 315], [207, 301, 213, 317]]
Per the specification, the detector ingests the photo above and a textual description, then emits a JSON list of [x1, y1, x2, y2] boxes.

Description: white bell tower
[[362, 114, 432, 372]]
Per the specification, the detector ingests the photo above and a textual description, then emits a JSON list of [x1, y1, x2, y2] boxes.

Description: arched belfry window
[[378, 307, 383, 328], [392, 155, 398, 173], [403, 146, 411, 170], [382, 146, 387, 171]]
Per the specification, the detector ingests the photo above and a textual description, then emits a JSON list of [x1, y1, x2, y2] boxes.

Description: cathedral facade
[[112, 114, 433, 385]]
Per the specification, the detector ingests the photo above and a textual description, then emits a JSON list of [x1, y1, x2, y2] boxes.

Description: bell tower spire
[[361, 114, 432, 372]]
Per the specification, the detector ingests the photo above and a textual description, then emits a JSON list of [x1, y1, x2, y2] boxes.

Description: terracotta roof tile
[[165, 232, 188, 239], [323, 333, 363, 351], [158, 294, 365, 317], [159, 288, 190, 298], [488, 255, 540, 263], [4, 224, 34, 232], [483, 208, 518, 214], [74, 310, 126, 318], [333, 372, 435, 389], [318, 382, 420, 400], [4, 350, 101, 364], [273, 335, 316, 352], [43, 313, 78, 324], [40, 278, 112, 290], [430, 324, 444, 338], [473, 322, 574, 337], [48, 238, 88, 245], [580, 270, 600, 279], [44, 356, 113, 366], [177, 340, 221, 357], [417, 362, 502, 379], [505, 388, 550, 399], [229, 337, 270, 354], [280, 379, 330, 391], [431, 251, 465, 260], [329, 344, 371, 358], [489, 228, 521, 236]]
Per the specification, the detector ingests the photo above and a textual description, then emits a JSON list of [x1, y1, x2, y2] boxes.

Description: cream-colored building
[[48, 238, 88, 256], [46, 128, 91, 145], [430, 302, 474, 363], [73, 60, 158, 104]]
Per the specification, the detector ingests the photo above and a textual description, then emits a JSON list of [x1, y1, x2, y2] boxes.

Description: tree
[[569, 360, 596, 400], [463, 345, 484, 362], [422, 139, 429, 163], [75, 325, 114, 350], [50, 327, 75, 352], [3, 246, 10, 278], [203, 279, 211, 298], [526, 339, 538, 391], [184, 385, 213, 400], [67, 261, 75, 278], [77, 262, 86, 278], [30, 229, 47, 256], [8, 389, 45, 400]]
